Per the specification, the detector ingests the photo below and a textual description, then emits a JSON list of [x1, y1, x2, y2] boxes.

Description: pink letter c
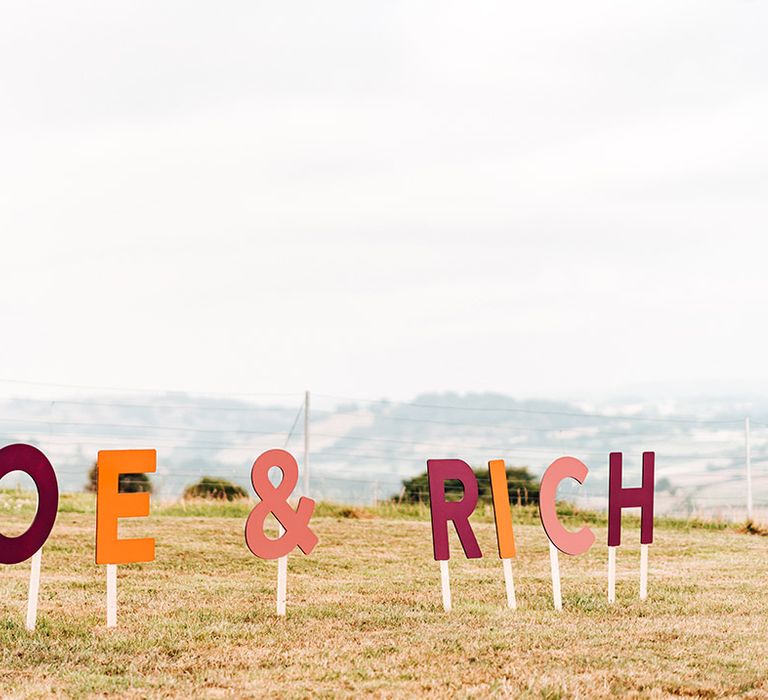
[[539, 456, 595, 556]]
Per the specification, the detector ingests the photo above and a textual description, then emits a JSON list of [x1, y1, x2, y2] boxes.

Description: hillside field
[[0, 492, 767, 698]]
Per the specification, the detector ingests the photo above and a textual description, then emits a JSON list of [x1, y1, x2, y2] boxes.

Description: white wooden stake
[[25, 548, 42, 631], [502, 558, 517, 610], [277, 523, 287, 616], [440, 560, 451, 612], [746, 417, 753, 521], [276, 555, 287, 616], [107, 564, 117, 628], [608, 546, 617, 603], [549, 542, 562, 611], [640, 544, 648, 600]]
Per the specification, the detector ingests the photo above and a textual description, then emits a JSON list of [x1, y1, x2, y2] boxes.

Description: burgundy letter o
[[0, 444, 59, 564]]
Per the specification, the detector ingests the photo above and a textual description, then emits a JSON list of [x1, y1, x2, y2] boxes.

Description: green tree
[[85, 461, 153, 494], [399, 466, 539, 505], [183, 477, 248, 501]]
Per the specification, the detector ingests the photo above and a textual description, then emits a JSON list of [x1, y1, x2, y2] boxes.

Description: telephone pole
[[745, 417, 753, 521], [304, 390, 310, 496]]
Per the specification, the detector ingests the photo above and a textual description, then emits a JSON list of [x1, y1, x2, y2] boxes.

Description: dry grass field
[[0, 492, 767, 698]]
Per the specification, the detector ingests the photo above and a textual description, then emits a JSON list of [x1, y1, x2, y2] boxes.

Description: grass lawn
[[0, 492, 766, 698]]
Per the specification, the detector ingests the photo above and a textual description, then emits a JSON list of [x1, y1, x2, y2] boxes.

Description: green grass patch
[[0, 490, 766, 698]]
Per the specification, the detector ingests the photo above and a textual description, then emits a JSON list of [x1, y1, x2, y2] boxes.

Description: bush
[[399, 466, 539, 505], [183, 477, 248, 501], [85, 462, 153, 493]]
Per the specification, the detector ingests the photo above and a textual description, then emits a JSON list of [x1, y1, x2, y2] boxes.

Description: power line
[[0, 424, 753, 464], [308, 406, 713, 439], [0, 378, 747, 425], [306, 429, 744, 459], [1, 396, 298, 414], [0, 416, 289, 437], [314, 393, 744, 425], [1, 434, 288, 452], [0, 377, 301, 399], [283, 402, 305, 448]]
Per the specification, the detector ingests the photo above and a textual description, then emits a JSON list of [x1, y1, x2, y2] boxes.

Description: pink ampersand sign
[[244, 449, 318, 560]]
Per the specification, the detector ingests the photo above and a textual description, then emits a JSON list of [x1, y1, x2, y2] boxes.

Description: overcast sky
[[1, 1, 767, 402]]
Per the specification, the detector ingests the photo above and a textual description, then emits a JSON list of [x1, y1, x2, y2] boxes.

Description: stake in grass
[[549, 542, 562, 611], [106, 564, 117, 627], [608, 546, 616, 603], [277, 523, 287, 616], [95, 450, 157, 628], [489, 459, 517, 610], [426, 459, 483, 612], [244, 449, 319, 616], [440, 560, 451, 612], [0, 445, 59, 633], [608, 543, 649, 602], [25, 548, 43, 631], [607, 452, 655, 603], [501, 558, 517, 610], [538, 457, 596, 611]]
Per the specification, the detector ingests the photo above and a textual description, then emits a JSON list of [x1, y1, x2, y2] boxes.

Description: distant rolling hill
[[0, 390, 765, 519]]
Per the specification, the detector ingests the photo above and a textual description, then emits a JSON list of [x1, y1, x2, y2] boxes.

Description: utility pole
[[304, 390, 310, 496], [745, 417, 753, 521]]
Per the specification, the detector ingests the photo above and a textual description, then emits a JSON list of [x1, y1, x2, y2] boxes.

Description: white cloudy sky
[[1, 1, 767, 401]]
